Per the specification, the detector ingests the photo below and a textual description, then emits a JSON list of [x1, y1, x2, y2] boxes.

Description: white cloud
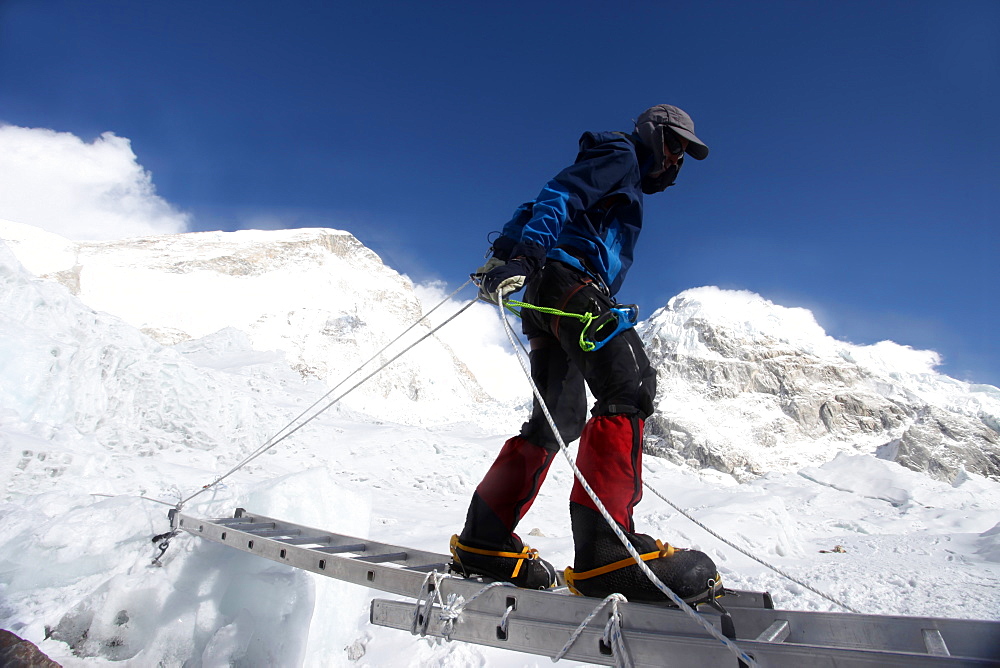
[[0, 125, 189, 240]]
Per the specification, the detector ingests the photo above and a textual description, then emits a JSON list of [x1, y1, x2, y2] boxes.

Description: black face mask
[[641, 157, 683, 194]]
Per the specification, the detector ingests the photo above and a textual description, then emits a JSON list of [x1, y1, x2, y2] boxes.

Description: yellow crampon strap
[[450, 534, 539, 578], [564, 540, 675, 595]]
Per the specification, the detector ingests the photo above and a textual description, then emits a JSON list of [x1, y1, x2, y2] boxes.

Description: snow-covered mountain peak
[[0, 220, 515, 427], [2, 219, 998, 481], [651, 286, 854, 368], [639, 286, 1000, 483], [80, 226, 379, 276], [660, 286, 828, 349], [649, 285, 943, 378]]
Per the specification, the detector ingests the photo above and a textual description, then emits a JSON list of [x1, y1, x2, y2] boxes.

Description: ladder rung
[[313, 543, 367, 554], [355, 551, 408, 563], [405, 563, 451, 573], [756, 619, 790, 643], [243, 529, 301, 538], [278, 535, 332, 545], [922, 628, 950, 656], [216, 518, 270, 527]]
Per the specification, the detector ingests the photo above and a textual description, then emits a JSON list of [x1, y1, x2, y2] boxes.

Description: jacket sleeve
[[492, 202, 534, 260], [516, 135, 636, 253]]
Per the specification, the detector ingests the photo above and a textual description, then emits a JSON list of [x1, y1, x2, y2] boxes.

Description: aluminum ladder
[[169, 508, 1000, 667]]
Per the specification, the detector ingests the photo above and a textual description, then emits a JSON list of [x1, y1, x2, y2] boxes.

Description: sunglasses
[[663, 129, 685, 157]]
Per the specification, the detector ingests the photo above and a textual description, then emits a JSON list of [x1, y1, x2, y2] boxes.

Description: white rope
[[176, 281, 476, 509], [411, 570, 515, 639], [412, 570, 441, 636], [496, 300, 758, 667], [553, 593, 632, 667], [498, 601, 516, 636], [601, 595, 632, 668]]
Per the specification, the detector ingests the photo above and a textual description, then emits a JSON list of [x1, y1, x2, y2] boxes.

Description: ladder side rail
[[221, 510, 779, 600], [190, 511, 773, 617], [729, 607, 1000, 661], [179, 509, 777, 609], [371, 598, 735, 667], [428, 579, 733, 641], [372, 599, 998, 668], [925, 618, 1000, 663], [174, 511, 436, 597]]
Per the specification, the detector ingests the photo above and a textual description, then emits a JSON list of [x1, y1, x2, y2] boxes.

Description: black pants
[[460, 261, 657, 548], [519, 261, 657, 451]]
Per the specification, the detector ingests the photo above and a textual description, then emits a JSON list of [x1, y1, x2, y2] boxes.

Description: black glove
[[480, 241, 546, 303], [481, 258, 529, 302], [471, 235, 515, 283]]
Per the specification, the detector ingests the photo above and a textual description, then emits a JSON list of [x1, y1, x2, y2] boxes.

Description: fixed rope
[[176, 280, 476, 510], [642, 483, 861, 614], [494, 299, 758, 668]]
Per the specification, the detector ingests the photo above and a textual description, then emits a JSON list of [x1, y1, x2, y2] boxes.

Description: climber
[[450, 105, 723, 603]]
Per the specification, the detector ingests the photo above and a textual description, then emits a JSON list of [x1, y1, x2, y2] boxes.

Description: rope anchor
[[150, 529, 178, 567]]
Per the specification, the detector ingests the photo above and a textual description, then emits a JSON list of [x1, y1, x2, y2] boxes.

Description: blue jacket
[[498, 131, 650, 296]]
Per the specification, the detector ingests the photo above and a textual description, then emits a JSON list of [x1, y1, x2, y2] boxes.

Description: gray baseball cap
[[635, 104, 709, 160]]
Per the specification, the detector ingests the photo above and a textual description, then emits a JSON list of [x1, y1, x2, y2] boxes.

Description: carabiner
[[581, 304, 639, 351]]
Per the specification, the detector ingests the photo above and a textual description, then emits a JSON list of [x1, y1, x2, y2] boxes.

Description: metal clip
[[582, 304, 639, 351]]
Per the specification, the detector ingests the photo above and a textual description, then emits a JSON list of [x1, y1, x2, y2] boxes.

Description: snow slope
[[1, 233, 999, 667], [0, 219, 514, 427]]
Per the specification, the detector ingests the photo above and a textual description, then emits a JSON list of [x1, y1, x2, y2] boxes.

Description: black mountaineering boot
[[565, 415, 721, 604], [566, 503, 722, 604], [450, 436, 558, 589], [450, 533, 557, 589]]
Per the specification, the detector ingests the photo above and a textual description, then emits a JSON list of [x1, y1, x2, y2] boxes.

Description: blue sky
[[1, 1, 998, 386]]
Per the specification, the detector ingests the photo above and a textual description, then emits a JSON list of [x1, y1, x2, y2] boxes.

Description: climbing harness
[[503, 299, 639, 352], [493, 298, 759, 667]]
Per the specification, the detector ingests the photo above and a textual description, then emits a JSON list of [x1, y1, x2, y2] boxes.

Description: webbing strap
[[450, 535, 537, 578], [567, 542, 675, 582]]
